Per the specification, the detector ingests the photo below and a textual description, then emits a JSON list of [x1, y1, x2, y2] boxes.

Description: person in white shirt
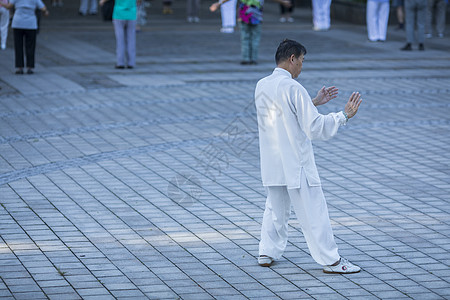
[[255, 39, 362, 274]]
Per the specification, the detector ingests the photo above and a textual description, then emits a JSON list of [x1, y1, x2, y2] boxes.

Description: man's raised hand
[[344, 92, 362, 119], [313, 86, 338, 106]]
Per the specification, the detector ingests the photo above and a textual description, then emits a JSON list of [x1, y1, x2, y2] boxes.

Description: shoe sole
[[323, 269, 361, 274], [258, 262, 272, 267]]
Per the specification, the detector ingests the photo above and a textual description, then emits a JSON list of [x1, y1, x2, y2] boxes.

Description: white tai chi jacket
[[255, 68, 347, 189]]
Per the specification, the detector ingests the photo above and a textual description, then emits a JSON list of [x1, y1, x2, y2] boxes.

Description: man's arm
[[293, 86, 362, 141]]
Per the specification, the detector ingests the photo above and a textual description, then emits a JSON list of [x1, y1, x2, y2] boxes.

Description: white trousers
[[0, 6, 9, 49], [366, 1, 390, 41], [259, 171, 340, 266], [79, 0, 98, 14], [221, 0, 237, 28], [312, 0, 331, 30]]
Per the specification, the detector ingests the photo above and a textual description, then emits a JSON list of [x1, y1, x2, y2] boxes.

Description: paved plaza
[[0, 1, 449, 299]]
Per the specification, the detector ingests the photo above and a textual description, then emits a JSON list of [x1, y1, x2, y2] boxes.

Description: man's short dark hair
[[275, 39, 307, 65]]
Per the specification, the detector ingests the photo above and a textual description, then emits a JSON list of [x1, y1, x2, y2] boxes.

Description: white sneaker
[[425, 33, 432, 39], [279, 17, 286, 23], [220, 27, 234, 33], [258, 255, 273, 267], [313, 26, 329, 32], [323, 257, 361, 274], [287, 17, 294, 23]]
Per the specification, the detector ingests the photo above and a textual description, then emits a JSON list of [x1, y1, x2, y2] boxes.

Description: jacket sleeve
[[289, 84, 346, 141]]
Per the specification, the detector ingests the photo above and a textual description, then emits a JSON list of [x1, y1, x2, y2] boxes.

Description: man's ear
[[290, 54, 296, 64]]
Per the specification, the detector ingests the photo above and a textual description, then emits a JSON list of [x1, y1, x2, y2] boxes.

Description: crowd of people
[[0, 0, 447, 73], [366, 0, 447, 50]]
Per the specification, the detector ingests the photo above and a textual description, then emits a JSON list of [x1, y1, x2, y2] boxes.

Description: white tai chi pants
[[312, 0, 331, 30], [259, 171, 340, 266], [0, 7, 9, 49], [366, 0, 390, 41], [221, 0, 237, 29]]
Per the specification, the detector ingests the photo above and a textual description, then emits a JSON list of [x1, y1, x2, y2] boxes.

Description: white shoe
[[287, 17, 294, 23], [187, 17, 193, 23], [425, 33, 432, 39], [279, 17, 286, 23], [193, 17, 200, 23], [437, 33, 444, 38], [258, 255, 273, 267], [1, 45, 5, 50], [220, 27, 234, 33], [323, 257, 361, 274]]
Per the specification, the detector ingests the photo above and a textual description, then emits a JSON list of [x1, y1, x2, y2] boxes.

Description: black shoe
[[127, 66, 134, 69], [418, 43, 425, 51], [250, 61, 258, 65], [15, 69, 24, 74], [240, 61, 251, 65], [400, 43, 412, 51], [27, 69, 34, 74], [115, 65, 125, 69]]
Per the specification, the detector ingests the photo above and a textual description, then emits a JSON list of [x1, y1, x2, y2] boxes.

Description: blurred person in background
[[79, 0, 97, 15], [279, 0, 294, 23], [0, 0, 9, 50], [312, 0, 331, 31], [187, 0, 201, 22], [210, 0, 291, 65], [425, 0, 447, 38], [0, 0, 49, 74], [51, 0, 62, 7], [366, 0, 390, 42], [220, 0, 236, 33], [401, 0, 426, 50], [393, 0, 405, 30], [162, 0, 173, 14], [100, 0, 139, 69]]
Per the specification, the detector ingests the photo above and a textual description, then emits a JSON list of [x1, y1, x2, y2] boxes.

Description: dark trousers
[[280, 0, 294, 14], [13, 28, 37, 69]]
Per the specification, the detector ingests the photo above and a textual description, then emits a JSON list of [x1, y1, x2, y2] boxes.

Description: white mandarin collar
[[273, 67, 292, 78]]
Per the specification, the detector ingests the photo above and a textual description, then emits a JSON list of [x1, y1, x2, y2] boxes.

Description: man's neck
[[277, 64, 294, 78]]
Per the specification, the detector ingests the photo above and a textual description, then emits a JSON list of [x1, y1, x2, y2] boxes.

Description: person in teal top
[[101, 0, 139, 68]]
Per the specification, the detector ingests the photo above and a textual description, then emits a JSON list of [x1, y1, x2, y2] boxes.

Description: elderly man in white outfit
[[255, 39, 362, 273], [312, 0, 331, 31]]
